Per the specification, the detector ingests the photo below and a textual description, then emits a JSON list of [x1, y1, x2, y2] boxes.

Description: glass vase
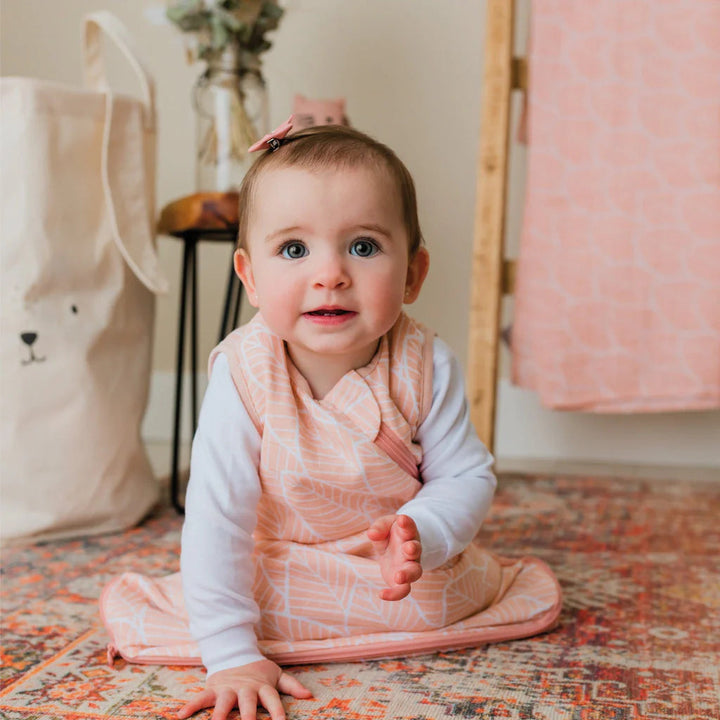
[[192, 47, 269, 192]]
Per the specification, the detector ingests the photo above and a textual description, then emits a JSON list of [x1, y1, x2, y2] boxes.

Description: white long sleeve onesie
[[180, 336, 496, 675]]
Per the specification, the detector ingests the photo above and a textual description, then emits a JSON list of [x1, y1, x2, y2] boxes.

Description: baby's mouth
[[305, 308, 353, 317], [303, 308, 357, 324]]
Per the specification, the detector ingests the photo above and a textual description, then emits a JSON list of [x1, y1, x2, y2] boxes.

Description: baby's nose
[[314, 253, 350, 288]]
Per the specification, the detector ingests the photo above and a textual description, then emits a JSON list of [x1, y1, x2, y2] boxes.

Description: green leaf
[[167, 0, 203, 12], [262, 1, 284, 21], [166, 3, 208, 32], [214, 7, 243, 32], [210, 14, 230, 50]]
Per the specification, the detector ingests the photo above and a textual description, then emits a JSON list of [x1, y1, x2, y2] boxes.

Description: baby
[[176, 120, 498, 720]]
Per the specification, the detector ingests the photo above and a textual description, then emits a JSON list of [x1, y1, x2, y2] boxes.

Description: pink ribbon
[[248, 115, 294, 153]]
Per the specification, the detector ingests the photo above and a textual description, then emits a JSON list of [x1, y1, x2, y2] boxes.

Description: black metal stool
[[158, 193, 241, 513]]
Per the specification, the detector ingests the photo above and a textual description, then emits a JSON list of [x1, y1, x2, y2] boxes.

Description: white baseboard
[[143, 372, 720, 473], [495, 379, 720, 470]]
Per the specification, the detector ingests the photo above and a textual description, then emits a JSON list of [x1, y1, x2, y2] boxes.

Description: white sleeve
[[399, 337, 497, 571], [180, 352, 265, 675]]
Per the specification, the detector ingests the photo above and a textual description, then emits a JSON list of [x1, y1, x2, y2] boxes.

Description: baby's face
[[234, 164, 428, 374]]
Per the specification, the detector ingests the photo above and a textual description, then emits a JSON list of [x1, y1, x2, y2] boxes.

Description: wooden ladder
[[467, 0, 526, 452]]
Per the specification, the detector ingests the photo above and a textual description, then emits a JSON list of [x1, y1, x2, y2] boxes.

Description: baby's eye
[[350, 238, 379, 258], [280, 241, 308, 259]]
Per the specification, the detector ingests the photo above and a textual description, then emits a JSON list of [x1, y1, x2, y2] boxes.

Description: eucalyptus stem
[[166, 0, 283, 63]]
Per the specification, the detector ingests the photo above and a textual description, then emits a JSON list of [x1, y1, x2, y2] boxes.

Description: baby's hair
[[236, 125, 424, 256]]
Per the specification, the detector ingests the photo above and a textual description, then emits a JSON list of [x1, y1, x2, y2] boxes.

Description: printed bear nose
[[20, 332, 37, 347]]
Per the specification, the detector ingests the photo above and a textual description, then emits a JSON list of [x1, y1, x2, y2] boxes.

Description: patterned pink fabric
[[100, 314, 561, 665], [512, 0, 720, 411]]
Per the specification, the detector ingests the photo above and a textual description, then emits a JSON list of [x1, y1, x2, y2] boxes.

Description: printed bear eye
[[71, 305, 78, 314]]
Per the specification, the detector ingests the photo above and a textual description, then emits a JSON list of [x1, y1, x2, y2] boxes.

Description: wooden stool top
[[158, 192, 239, 237]]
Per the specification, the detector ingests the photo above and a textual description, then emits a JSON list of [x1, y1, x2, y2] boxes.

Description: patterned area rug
[[1, 473, 718, 719]]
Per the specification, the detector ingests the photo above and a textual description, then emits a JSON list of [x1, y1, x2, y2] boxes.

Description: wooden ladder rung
[[511, 57, 527, 91], [503, 259, 516, 295]]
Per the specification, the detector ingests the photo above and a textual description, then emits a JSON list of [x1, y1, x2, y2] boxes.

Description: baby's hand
[[366, 514, 423, 601], [177, 659, 312, 720]]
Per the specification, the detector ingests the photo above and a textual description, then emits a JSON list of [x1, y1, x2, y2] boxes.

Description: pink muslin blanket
[[512, 0, 720, 411]]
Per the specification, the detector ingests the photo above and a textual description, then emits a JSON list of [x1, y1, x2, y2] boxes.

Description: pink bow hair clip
[[248, 115, 294, 153]]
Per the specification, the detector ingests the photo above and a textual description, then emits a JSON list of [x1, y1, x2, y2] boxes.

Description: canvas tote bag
[[0, 12, 168, 545]]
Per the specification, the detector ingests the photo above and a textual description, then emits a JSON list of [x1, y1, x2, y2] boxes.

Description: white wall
[[2, 0, 718, 470]]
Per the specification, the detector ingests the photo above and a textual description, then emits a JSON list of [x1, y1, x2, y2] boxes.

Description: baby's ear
[[234, 249, 259, 307], [404, 248, 430, 304]]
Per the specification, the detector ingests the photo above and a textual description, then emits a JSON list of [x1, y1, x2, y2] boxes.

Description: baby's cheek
[[260, 291, 297, 330], [256, 273, 297, 307], [367, 280, 405, 321]]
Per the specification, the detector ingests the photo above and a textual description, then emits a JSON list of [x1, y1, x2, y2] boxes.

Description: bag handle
[[83, 11, 156, 129], [84, 12, 168, 294], [99, 91, 168, 294]]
